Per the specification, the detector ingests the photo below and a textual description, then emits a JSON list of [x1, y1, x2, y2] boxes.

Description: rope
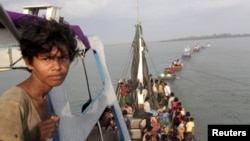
[[115, 45, 134, 107], [79, 50, 92, 112], [120, 45, 134, 80], [144, 44, 160, 77]]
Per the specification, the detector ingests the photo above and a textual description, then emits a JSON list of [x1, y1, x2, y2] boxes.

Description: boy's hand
[[38, 115, 60, 141]]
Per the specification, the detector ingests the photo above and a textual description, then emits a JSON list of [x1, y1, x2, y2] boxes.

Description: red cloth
[[172, 101, 179, 109], [120, 85, 128, 97]]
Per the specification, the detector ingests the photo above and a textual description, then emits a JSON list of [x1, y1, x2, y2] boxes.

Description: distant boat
[[158, 62, 180, 81], [206, 43, 211, 48], [170, 64, 183, 71], [158, 72, 176, 81], [182, 47, 192, 58], [193, 44, 201, 52]]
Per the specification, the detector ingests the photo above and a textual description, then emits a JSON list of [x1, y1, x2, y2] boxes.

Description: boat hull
[[182, 53, 191, 58], [170, 65, 182, 71], [182, 47, 191, 58], [193, 48, 200, 52], [158, 73, 176, 81]]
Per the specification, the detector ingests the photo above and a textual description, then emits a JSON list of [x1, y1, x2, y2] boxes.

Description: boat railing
[[48, 36, 131, 141]]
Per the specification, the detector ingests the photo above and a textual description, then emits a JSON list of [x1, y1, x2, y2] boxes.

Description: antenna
[[136, 0, 140, 23]]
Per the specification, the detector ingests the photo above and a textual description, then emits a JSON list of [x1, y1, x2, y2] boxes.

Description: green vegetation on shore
[[160, 33, 250, 42]]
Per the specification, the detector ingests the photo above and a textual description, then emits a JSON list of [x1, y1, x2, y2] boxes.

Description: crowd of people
[[94, 64, 195, 141], [116, 76, 196, 141], [142, 79, 195, 141]]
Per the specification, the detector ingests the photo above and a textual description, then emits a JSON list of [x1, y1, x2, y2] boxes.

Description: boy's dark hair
[[20, 18, 78, 64]]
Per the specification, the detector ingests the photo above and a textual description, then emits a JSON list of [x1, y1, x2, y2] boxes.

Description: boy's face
[[25, 45, 70, 87]]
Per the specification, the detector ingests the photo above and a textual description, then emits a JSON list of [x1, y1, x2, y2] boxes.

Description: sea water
[[1, 37, 250, 141]]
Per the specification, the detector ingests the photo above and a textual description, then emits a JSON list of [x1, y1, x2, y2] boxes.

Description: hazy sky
[[1, 0, 249, 44]]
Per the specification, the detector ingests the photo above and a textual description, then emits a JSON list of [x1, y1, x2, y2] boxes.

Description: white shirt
[[137, 89, 144, 104], [168, 96, 175, 109], [144, 101, 151, 113], [152, 83, 158, 93], [164, 85, 171, 96]]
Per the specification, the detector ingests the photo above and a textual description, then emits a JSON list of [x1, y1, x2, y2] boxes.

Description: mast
[[136, 0, 143, 84], [130, 0, 159, 111]]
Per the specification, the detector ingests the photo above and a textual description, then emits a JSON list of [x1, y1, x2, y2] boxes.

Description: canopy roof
[[0, 10, 90, 51]]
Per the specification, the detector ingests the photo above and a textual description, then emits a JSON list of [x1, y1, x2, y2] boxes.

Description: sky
[[1, 0, 249, 44]]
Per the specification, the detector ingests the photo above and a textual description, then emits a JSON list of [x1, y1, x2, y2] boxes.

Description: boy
[[0, 18, 78, 141]]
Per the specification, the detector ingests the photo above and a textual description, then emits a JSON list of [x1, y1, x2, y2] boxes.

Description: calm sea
[[1, 37, 250, 141]]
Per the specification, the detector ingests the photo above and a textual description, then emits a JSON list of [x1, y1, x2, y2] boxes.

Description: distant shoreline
[[105, 33, 250, 45], [160, 33, 250, 42]]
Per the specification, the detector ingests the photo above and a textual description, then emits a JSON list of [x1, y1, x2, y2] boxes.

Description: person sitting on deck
[[159, 109, 171, 125], [150, 116, 161, 140], [144, 97, 158, 116], [87, 108, 119, 141], [122, 102, 133, 115], [141, 113, 153, 134], [122, 110, 131, 129], [99, 107, 115, 131], [142, 126, 155, 141]]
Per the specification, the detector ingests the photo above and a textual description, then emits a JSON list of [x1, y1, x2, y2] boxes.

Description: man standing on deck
[[158, 80, 165, 103], [168, 92, 175, 110], [152, 79, 159, 104], [164, 82, 171, 100], [185, 117, 195, 141], [120, 82, 128, 106]]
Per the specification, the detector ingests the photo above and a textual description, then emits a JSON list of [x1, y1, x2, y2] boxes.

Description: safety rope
[[144, 44, 160, 77], [120, 44, 134, 80]]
